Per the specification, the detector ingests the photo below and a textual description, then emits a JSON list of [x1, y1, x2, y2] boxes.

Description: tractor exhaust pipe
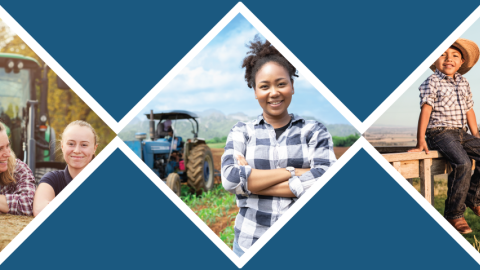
[[149, 110, 155, 141], [26, 100, 38, 173]]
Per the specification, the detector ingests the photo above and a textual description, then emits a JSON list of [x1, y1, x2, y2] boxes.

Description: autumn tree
[[1, 35, 115, 160]]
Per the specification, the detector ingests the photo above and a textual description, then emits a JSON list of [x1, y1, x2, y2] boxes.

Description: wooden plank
[[432, 159, 448, 175], [375, 146, 414, 154], [383, 151, 442, 162], [397, 160, 419, 179], [420, 158, 434, 205], [392, 161, 401, 173]]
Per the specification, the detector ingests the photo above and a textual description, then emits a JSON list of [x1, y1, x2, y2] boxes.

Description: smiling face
[[0, 130, 11, 173], [254, 62, 294, 119], [434, 47, 465, 77], [61, 125, 98, 171]]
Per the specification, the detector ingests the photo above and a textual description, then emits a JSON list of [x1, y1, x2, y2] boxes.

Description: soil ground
[[0, 214, 34, 251]]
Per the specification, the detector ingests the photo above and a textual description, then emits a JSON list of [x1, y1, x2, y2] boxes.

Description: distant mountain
[[118, 110, 358, 141]]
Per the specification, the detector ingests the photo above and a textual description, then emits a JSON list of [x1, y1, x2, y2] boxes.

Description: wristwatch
[[286, 166, 295, 177]]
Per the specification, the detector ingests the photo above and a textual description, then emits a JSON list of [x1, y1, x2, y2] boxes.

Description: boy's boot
[[468, 205, 480, 217], [447, 217, 472, 234]]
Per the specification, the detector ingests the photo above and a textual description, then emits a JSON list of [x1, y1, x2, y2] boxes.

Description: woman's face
[[0, 130, 11, 173], [61, 125, 97, 171], [254, 62, 294, 118]]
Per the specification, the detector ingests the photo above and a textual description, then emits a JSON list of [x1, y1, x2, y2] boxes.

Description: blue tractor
[[125, 110, 215, 196]]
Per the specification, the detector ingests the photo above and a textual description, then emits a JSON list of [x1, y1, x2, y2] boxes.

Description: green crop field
[[207, 142, 227, 149], [181, 184, 237, 248]]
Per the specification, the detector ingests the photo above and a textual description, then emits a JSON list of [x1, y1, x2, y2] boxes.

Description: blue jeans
[[426, 128, 480, 219], [233, 240, 245, 257]]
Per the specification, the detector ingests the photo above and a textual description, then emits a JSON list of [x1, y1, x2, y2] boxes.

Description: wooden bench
[[377, 147, 475, 206]]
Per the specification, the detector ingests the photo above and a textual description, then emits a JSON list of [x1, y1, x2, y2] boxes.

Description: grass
[[220, 224, 235, 249], [181, 184, 237, 248], [411, 176, 480, 249], [207, 142, 226, 149]]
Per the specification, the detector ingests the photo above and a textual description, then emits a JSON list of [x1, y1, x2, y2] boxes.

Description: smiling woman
[[221, 37, 337, 257], [33, 120, 99, 217], [0, 121, 36, 216]]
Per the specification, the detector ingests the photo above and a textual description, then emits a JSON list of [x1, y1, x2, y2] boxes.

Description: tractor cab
[[125, 110, 214, 196], [0, 54, 38, 160], [0, 53, 67, 180]]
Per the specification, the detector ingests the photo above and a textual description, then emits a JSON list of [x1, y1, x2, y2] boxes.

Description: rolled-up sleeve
[[419, 77, 437, 109], [465, 80, 474, 111], [221, 122, 252, 196], [5, 160, 35, 216], [289, 123, 337, 198]]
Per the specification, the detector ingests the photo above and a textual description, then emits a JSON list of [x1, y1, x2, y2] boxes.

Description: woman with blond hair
[[0, 122, 36, 216], [33, 120, 98, 216]]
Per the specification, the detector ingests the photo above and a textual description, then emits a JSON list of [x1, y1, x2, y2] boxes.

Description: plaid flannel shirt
[[420, 69, 474, 129], [221, 114, 336, 251], [0, 159, 35, 216]]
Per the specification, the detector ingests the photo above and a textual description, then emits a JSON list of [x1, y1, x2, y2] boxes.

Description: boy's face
[[434, 47, 465, 77]]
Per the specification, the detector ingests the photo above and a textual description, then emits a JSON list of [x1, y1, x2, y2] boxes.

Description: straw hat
[[430, 38, 480, 75]]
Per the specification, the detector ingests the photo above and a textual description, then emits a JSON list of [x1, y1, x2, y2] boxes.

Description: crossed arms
[[221, 122, 335, 198]]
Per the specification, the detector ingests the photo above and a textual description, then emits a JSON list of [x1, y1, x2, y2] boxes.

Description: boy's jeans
[[426, 128, 480, 219]]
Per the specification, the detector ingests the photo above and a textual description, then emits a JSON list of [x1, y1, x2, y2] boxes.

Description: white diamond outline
[[0, 137, 120, 265], [0, 2, 367, 267], [117, 131, 363, 268], [0, 5, 118, 132], [115, 2, 362, 134], [362, 138, 480, 265], [0, 1, 477, 268]]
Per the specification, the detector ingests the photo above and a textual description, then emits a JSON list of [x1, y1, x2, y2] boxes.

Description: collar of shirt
[[254, 113, 305, 126], [434, 69, 463, 84], [64, 165, 73, 184]]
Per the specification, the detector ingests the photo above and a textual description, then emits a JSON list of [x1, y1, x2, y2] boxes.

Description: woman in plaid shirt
[[0, 121, 36, 216], [221, 38, 336, 256]]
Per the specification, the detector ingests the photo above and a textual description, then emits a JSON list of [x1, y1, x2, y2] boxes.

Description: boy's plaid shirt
[[0, 159, 35, 216], [221, 114, 336, 251], [419, 69, 474, 129]]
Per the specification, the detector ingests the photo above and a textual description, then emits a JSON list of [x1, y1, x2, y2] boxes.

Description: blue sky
[[132, 14, 350, 125], [374, 17, 480, 127]]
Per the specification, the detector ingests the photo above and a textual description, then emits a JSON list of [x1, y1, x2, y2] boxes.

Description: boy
[[409, 38, 480, 234]]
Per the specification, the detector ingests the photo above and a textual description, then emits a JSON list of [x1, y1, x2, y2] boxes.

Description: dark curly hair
[[242, 36, 298, 89]]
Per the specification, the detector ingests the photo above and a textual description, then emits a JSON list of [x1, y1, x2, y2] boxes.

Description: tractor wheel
[[166, 173, 181, 196], [186, 144, 214, 193], [34, 162, 66, 186]]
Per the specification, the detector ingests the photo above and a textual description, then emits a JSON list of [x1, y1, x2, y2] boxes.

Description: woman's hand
[[236, 155, 249, 166], [237, 155, 310, 176]]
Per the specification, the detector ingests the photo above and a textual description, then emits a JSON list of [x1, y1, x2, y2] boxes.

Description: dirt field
[[0, 214, 34, 251], [365, 126, 417, 147]]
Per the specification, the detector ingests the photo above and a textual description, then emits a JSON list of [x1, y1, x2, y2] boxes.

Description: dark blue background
[[1, 0, 478, 121], [1, 150, 477, 269], [1, 1, 479, 269]]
